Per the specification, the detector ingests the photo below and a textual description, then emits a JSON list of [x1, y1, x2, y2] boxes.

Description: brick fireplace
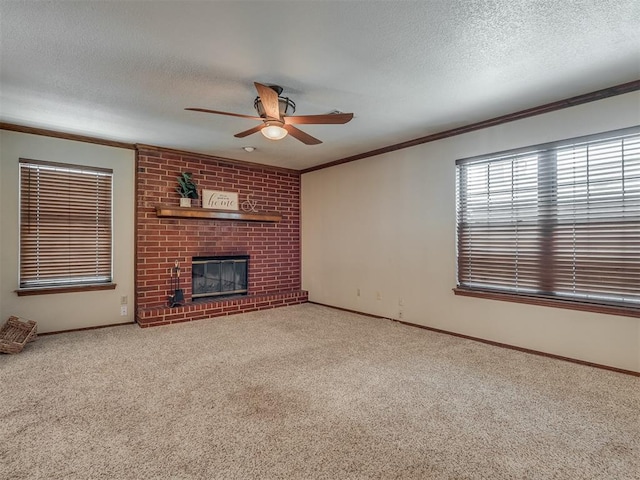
[[135, 145, 307, 327]]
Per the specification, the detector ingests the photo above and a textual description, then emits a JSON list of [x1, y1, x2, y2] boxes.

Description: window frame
[[454, 126, 640, 318], [16, 158, 116, 296]]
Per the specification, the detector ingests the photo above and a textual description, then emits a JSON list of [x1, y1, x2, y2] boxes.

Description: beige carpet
[[1, 303, 638, 479]]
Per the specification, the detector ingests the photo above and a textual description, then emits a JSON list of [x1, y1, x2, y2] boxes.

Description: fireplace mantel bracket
[[155, 206, 282, 223]]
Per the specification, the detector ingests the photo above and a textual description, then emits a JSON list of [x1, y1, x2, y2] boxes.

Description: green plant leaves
[[176, 172, 199, 199]]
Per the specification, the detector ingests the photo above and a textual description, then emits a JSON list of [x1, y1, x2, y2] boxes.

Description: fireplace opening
[[192, 255, 248, 299]]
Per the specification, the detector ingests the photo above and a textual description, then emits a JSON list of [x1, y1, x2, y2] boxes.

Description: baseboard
[[308, 301, 640, 377], [38, 321, 135, 336]]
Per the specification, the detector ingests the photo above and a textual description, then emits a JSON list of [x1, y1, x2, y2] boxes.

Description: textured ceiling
[[1, 1, 639, 170]]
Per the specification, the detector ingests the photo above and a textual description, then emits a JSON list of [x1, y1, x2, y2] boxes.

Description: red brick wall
[[135, 146, 306, 326]]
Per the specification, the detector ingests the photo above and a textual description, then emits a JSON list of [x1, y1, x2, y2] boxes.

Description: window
[[19, 159, 113, 292], [455, 127, 640, 314]]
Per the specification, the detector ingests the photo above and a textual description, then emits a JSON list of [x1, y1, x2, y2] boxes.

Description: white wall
[[0, 131, 135, 333], [302, 92, 640, 372]]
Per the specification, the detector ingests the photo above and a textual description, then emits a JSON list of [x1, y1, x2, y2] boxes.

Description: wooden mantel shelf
[[155, 206, 282, 222]]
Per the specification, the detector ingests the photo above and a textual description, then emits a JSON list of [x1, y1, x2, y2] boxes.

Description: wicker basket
[[0, 316, 38, 354]]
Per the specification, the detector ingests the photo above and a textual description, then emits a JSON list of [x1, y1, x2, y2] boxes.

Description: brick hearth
[[135, 145, 307, 326], [136, 291, 308, 328]]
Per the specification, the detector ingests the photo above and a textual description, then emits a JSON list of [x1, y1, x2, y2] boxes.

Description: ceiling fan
[[186, 82, 353, 145]]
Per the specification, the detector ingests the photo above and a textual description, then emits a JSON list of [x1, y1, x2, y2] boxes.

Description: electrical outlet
[[398, 298, 404, 306], [357, 288, 361, 297], [376, 291, 381, 300], [120, 305, 128, 316], [120, 296, 128, 305]]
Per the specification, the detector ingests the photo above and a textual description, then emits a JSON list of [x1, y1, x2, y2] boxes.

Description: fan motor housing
[[254, 95, 295, 118]]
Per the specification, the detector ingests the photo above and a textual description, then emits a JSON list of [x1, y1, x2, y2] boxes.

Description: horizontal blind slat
[[457, 128, 640, 305], [19, 160, 113, 287]]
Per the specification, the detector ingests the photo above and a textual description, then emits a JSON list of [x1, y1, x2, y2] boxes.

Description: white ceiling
[[1, 1, 639, 170]]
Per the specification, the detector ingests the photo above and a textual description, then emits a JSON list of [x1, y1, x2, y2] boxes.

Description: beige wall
[[0, 131, 135, 333], [302, 92, 640, 372]]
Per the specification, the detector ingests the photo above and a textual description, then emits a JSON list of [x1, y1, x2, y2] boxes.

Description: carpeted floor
[[1, 303, 638, 479]]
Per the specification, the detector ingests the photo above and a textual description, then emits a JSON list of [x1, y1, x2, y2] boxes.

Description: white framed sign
[[202, 190, 239, 211]]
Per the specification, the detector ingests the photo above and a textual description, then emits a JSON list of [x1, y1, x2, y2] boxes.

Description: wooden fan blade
[[284, 125, 322, 145], [185, 108, 262, 121], [234, 124, 264, 138], [284, 112, 354, 125], [254, 82, 281, 120]]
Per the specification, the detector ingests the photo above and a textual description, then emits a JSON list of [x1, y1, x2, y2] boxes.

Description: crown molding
[[302, 79, 640, 174], [0, 122, 136, 150]]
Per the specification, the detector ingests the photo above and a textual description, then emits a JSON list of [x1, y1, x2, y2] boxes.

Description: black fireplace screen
[[192, 256, 248, 299]]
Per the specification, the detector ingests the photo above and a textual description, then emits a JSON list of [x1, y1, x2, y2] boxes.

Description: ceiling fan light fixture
[[261, 122, 288, 140], [187, 81, 353, 145]]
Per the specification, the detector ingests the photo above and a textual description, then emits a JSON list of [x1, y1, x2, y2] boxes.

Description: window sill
[[16, 283, 117, 296], [453, 287, 640, 319]]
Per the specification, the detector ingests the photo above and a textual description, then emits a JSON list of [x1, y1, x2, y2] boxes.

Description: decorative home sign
[[202, 190, 239, 211], [241, 194, 259, 213]]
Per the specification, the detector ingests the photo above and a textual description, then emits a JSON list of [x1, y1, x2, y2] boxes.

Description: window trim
[[455, 126, 640, 317], [453, 287, 640, 318], [15, 283, 117, 297]]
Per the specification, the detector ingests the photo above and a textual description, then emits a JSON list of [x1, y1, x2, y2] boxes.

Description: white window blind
[[456, 127, 640, 308], [19, 159, 113, 288]]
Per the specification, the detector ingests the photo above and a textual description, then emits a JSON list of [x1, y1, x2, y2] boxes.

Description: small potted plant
[[176, 172, 198, 207]]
